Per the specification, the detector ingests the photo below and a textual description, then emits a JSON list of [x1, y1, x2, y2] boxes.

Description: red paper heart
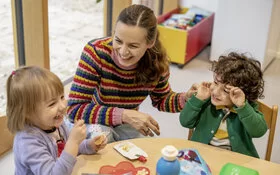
[[99, 161, 150, 175]]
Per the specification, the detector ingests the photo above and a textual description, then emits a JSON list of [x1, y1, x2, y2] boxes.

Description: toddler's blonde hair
[[6, 66, 64, 133]]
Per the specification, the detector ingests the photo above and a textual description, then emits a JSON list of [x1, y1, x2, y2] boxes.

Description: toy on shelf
[[157, 6, 214, 68]]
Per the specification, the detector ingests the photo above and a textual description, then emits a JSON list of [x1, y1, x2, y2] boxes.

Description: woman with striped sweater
[[66, 4, 197, 142]]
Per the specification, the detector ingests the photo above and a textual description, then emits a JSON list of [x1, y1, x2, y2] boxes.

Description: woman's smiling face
[[112, 21, 153, 68]]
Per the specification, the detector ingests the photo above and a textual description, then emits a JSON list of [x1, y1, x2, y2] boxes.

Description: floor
[[1, 0, 280, 174]]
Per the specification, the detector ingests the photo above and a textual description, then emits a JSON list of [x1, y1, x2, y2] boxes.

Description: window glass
[[0, 1, 15, 116], [49, 0, 104, 82], [0, 0, 104, 116]]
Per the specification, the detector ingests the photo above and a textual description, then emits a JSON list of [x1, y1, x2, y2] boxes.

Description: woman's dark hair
[[211, 52, 264, 102], [117, 4, 169, 84]]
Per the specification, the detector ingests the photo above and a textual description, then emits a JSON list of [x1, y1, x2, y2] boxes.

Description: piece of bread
[[94, 134, 106, 145]]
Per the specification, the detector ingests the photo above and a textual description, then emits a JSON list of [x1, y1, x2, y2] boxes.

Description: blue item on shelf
[[193, 14, 204, 24]]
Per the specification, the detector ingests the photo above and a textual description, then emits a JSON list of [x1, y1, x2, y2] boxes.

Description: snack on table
[[136, 168, 149, 175], [94, 134, 106, 145], [114, 141, 148, 160], [121, 143, 133, 152]]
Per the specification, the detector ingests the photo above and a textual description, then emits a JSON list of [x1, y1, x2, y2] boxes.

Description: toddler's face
[[31, 93, 67, 130], [210, 75, 233, 107]]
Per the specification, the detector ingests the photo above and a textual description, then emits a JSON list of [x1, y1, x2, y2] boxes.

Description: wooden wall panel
[[163, 0, 178, 14], [104, 0, 132, 36], [22, 0, 49, 69], [0, 116, 14, 157]]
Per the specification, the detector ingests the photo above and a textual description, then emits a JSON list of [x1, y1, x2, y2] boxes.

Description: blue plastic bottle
[[156, 145, 180, 175]]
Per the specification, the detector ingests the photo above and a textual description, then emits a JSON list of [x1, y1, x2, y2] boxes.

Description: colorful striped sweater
[[67, 37, 186, 126]]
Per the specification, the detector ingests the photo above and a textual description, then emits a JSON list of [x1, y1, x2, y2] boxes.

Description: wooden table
[[72, 138, 280, 175]]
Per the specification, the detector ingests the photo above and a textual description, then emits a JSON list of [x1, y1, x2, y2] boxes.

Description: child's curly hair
[[211, 52, 264, 102]]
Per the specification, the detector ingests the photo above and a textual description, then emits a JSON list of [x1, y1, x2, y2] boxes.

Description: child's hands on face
[[91, 134, 107, 152], [226, 85, 246, 107], [68, 120, 87, 146], [196, 82, 212, 100]]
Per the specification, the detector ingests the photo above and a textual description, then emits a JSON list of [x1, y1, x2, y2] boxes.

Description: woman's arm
[[67, 39, 123, 126], [150, 72, 187, 112]]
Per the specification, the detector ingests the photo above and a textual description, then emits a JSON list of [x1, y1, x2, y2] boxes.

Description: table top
[[72, 138, 280, 175]]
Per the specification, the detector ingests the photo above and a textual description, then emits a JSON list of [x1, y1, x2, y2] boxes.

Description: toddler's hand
[[185, 83, 199, 100], [64, 120, 87, 157], [227, 85, 246, 107], [91, 134, 107, 152], [68, 120, 87, 146], [196, 82, 211, 100]]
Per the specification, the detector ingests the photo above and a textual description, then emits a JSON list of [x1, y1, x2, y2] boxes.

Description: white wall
[[179, 0, 218, 12], [209, 0, 274, 69], [181, 0, 280, 68], [265, 0, 280, 64]]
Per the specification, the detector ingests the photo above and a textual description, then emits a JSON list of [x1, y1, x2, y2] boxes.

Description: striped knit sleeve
[[67, 39, 123, 126], [150, 71, 186, 112]]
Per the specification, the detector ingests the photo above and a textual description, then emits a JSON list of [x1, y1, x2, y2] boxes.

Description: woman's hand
[[90, 134, 108, 152], [196, 82, 212, 100], [122, 109, 160, 136]]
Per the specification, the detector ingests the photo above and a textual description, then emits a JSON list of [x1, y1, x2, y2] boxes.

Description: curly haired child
[[6, 66, 107, 175], [180, 52, 267, 158]]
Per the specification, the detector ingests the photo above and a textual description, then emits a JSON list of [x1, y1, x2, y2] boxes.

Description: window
[[0, 1, 15, 116], [49, 0, 104, 83]]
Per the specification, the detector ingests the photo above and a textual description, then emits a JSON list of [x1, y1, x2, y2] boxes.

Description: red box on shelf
[[157, 8, 214, 67]]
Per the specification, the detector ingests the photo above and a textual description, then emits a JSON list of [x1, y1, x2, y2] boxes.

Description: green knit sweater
[[180, 95, 268, 158]]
